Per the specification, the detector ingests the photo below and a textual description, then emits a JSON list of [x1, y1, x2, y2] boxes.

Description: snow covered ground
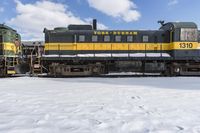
[[0, 77, 200, 133]]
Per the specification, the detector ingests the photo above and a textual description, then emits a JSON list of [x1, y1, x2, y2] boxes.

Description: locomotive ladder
[[32, 57, 42, 75], [30, 45, 42, 76]]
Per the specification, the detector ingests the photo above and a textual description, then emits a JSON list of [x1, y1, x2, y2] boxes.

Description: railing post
[[111, 43, 112, 57], [128, 43, 130, 58], [145, 43, 147, 57], [58, 44, 60, 58], [161, 43, 163, 57], [93, 43, 95, 57]]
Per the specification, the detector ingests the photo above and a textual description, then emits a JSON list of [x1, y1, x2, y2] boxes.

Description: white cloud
[[0, 7, 4, 13], [7, 0, 107, 41], [168, 0, 178, 6], [87, 0, 141, 22]]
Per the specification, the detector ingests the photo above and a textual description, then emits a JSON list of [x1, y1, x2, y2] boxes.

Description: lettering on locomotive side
[[179, 43, 193, 48], [94, 31, 138, 35]]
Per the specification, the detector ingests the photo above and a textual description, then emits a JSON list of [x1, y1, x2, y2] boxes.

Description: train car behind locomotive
[[41, 20, 200, 76]]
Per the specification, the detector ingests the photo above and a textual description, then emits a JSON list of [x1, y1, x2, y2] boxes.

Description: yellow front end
[[2, 42, 20, 75]]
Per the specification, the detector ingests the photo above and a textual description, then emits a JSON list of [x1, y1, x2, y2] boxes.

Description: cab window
[[198, 32, 200, 42], [180, 28, 198, 41], [0, 35, 2, 42]]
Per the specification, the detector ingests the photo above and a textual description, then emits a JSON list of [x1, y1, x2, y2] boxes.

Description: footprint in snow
[[138, 105, 144, 109], [138, 105, 155, 115], [176, 126, 184, 131], [131, 96, 141, 100]]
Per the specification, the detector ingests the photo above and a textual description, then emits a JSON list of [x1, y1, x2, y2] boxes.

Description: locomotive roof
[[44, 22, 198, 34], [0, 24, 17, 32], [170, 22, 197, 28], [160, 22, 197, 30]]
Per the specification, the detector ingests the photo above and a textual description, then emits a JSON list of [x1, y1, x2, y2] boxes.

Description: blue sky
[[0, 0, 199, 40]]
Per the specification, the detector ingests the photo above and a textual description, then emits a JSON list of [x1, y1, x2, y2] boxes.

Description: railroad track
[[36, 74, 197, 78], [3, 73, 200, 78]]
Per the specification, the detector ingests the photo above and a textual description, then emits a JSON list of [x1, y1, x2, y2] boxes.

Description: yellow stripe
[[45, 42, 199, 51], [45, 43, 170, 51], [4, 43, 16, 51], [7, 70, 16, 74], [3, 42, 20, 54], [3, 42, 19, 53]]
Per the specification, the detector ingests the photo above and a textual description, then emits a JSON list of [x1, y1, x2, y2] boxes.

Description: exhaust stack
[[93, 19, 97, 30]]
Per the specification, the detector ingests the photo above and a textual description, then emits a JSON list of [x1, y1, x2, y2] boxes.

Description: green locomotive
[[42, 20, 200, 76], [0, 24, 21, 76]]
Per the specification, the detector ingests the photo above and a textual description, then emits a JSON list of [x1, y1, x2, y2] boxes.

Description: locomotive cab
[[160, 22, 199, 59]]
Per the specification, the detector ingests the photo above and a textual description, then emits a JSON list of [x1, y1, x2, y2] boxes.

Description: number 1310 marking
[[179, 43, 193, 48]]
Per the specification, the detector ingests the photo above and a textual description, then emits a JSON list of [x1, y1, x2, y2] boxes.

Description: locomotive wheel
[[162, 65, 180, 77], [174, 67, 180, 73]]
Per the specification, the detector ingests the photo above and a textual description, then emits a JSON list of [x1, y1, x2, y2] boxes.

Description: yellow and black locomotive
[[42, 20, 200, 76], [0, 24, 21, 76]]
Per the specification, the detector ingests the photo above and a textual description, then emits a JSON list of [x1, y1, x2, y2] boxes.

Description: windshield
[[0, 35, 2, 42], [199, 31, 200, 42], [180, 28, 198, 42]]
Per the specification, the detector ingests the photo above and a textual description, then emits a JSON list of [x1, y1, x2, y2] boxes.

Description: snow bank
[[0, 77, 200, 133]]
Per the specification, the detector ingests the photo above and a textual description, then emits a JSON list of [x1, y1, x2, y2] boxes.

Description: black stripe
[[172, 50, 200, 58]]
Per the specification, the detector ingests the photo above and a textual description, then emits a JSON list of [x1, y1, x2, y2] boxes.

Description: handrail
[[128, 43, 130, 58]]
